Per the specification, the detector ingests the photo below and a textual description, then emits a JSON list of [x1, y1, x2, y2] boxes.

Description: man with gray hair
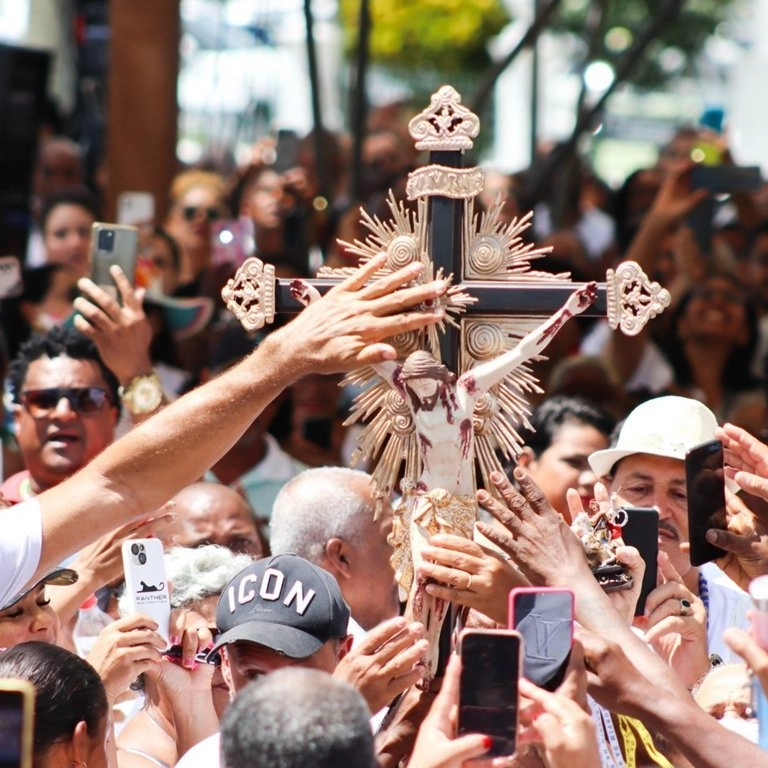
[[271, 466, 399, 632], [220, 668, 376, 768], [271, 467, 429, 716]]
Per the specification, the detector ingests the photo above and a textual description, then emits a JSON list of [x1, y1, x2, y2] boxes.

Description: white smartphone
[[117, 191, 156, 226], [0, 256, 22, 299], [121, 538, 171, 644]]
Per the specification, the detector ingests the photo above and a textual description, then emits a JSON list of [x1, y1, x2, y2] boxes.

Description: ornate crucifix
[[223, 85, 670, 681]]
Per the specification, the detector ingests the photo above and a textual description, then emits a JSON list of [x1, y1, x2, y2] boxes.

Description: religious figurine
[[571, 502, 633, 591], [291, 276, 598, 681]]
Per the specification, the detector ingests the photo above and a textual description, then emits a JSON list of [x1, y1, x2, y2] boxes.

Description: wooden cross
[[223, 86, 668, 381], [222, 85, 672, 685]]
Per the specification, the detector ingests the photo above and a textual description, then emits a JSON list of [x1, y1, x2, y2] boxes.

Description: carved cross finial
[[408, 85, 480, 152], [221, 257, 276, 332]]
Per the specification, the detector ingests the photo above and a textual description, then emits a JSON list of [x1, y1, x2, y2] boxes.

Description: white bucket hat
[[589, 395, 719, 478]]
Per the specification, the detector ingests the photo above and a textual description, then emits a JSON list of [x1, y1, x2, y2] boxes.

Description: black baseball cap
[[210, 554, 350, 659], [1, 567, 78, 611]]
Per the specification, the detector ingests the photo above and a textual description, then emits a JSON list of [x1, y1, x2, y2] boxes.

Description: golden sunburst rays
[[343, 375, 420, 509], [463, 199, 570, 281], [322, 192, 476, 359]]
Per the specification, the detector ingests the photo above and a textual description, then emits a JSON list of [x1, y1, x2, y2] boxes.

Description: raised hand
[[419, 533, 528, 625], [333, 616, 428, 714], [716, 423, 768, 501], [274, 253, 448, 374], [475, 469, 589, 588], [642, 552, 709, 689], [74, 266, 154, 386], [706, 489, 768, 592], [87, 613, 166, 702]]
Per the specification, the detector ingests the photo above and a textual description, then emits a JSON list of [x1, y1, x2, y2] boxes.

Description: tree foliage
[[338, 0, 510, 73], [554, 0, 737, 88], [338, 0, 737, 89]]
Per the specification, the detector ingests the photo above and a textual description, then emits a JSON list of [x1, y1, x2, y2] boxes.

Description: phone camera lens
[[131, 543, 140, 555], [138, 552, 147, 565], [97, 229, 115, 253]]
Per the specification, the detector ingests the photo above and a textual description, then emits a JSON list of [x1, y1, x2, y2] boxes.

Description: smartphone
[[0, 256, 22, 299], [121, 538, 171, 644], [0, 679, 34, 768], [273, 128, 301, 173], [617, 507, 659, 616], [210, 217, 255, 268], [90, 222, 139, 286], [686, 439, 728, 567], [690, 165, 762, 194], [302, 417, 334, 450], [116, 191, 156, 227], [458, 628, 521, 758], [508, 587, 573, 691]]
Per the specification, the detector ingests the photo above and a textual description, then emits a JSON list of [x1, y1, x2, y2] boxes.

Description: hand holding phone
[[508, 587, 573, 691], [90, 222, 139, 288], [686, 439, 728, 567], [458, 628, 521, 758], [121, 539, 171, 645], [618, 507, 659, 616]]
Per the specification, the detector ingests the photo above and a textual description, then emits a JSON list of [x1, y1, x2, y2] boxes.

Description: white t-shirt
[[701, 561, 752, 664], [1, 499, 43, 608], [175, 733, 219, 768]]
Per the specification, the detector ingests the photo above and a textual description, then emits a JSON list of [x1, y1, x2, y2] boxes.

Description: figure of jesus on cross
[[291, 278, 597, 679]]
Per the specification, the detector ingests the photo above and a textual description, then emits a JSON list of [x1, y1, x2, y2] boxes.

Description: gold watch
[[118, 371, 164, 415]]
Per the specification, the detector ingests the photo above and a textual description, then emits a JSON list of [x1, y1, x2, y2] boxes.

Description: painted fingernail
[[483, 736, 494, 750], [170, 636, 181, 646]]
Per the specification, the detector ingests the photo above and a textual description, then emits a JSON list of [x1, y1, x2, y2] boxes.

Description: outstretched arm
[[462, 282, 597, 395], [25, 256, 446, 592]]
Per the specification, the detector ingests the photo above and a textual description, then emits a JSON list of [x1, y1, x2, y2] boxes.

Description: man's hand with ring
[[418, 532, 528, 625], [642, 552, 708, 689]]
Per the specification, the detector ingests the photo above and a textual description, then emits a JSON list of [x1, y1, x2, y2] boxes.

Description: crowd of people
[[6, 105, 768, 768]]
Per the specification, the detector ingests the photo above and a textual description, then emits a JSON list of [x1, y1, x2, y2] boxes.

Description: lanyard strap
[[589, 697, 625, 768], [618, 715, 675, 768]]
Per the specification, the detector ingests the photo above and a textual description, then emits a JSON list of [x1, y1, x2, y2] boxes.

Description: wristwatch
[[118, 371, 164, 415]]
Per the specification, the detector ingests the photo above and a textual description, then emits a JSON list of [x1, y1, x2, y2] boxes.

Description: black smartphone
[[458, 629, 521, 758], [686, 439, 728, 567], [508, 587, 573, 692], [302, 417, 334, 450], [0, 680, 34, 768], [617, 507, 659, 616], [273, 129, 301, 174], [690, 165, 762, 193]]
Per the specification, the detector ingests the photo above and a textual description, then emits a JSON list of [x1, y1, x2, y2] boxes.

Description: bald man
[[160, 482, 264, 558]]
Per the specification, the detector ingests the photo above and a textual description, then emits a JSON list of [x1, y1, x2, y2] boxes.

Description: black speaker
[[0, 44, 51, 259]]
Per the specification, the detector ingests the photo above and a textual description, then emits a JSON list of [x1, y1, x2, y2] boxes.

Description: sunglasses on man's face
[[20, 387, 111, 418], [181, 206, 222, 223]]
